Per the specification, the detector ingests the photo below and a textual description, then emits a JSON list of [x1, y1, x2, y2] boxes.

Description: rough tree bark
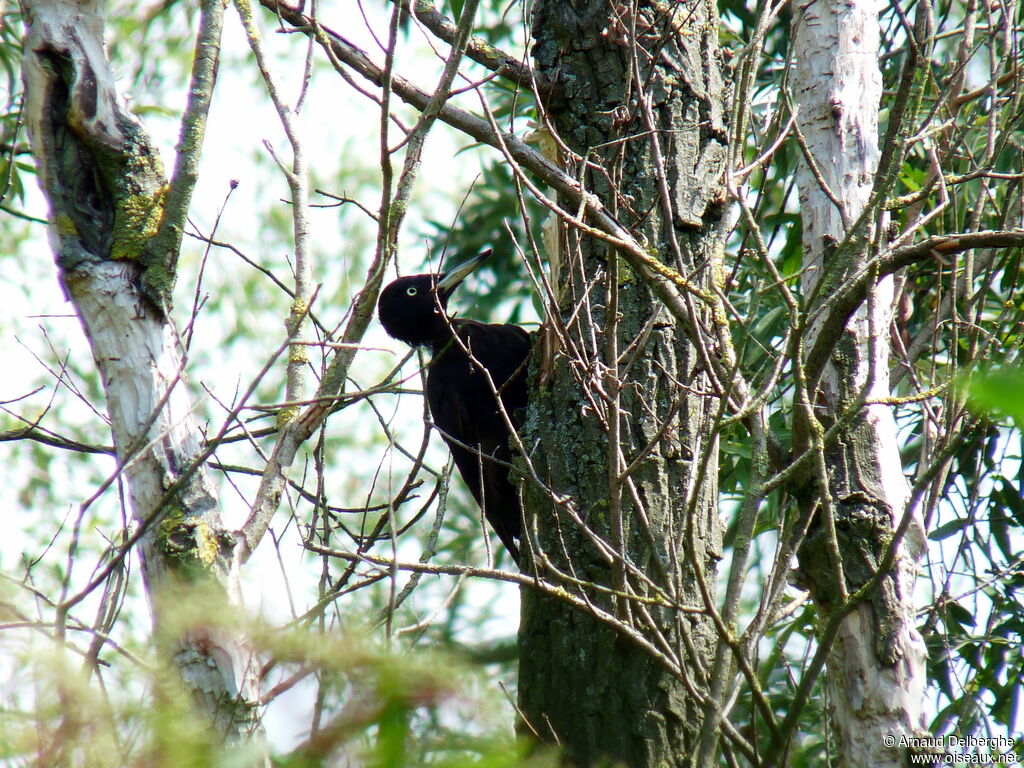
[[20, 0, 263, 746], [787, 0, 929, 764], [519, 2, 728, 765]]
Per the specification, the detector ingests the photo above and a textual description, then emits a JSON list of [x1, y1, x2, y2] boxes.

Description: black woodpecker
[[377, 251, 530, 563]]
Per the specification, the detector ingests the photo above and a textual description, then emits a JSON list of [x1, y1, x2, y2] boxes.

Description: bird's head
[[377, 250, 491, 348]]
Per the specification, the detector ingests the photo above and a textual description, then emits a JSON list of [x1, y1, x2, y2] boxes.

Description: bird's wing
[[426, 345, 492, 501], [444, 437, 521, 563], [430, 386, 522, 562], [426, 320, 531, 563], [455, 321, 532, 419]]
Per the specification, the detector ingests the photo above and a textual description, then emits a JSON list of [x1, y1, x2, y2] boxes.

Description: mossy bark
[[519, 2, 728, 765]]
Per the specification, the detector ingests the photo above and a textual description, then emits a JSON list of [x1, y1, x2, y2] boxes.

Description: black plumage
[[377, 251, 530, 563]]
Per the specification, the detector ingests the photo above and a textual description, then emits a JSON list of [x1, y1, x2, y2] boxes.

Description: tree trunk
[[789, 0, 928, 764], [20, 0, 263, 746], [519, 2, 727, 765]]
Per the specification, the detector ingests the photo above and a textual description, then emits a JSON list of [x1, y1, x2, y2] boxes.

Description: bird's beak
[[437, 249, 492, 294]]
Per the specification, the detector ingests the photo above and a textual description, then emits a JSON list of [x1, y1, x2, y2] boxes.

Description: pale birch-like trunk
[[791, 0, 929, 764], [21, 0, 263, 746]]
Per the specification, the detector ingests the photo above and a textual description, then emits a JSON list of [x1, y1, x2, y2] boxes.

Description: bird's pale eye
[[406, 286, 418, 296]]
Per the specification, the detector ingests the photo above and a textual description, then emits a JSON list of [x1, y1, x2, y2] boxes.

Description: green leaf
[[989, 493, 1015, 563], [929, 516, 968, 541], [946, 600, 977, 630], [966, 368, 1024, 428]]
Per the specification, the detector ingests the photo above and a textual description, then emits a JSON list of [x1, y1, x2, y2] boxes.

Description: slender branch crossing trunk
[[21, 0, 263, 744], [519, 2, 728, 765], [789, 0, 928, 763]]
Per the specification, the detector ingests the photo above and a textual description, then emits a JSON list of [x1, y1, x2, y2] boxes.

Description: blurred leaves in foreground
[[0, 579, 554, 768]]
